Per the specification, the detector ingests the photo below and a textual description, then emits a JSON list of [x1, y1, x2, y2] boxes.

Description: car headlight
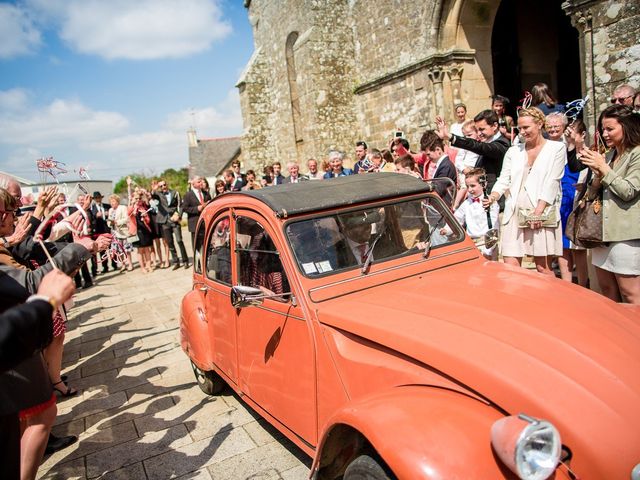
[[491, 413, 561, 480]]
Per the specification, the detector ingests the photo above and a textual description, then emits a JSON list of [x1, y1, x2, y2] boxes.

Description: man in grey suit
[[284, 162, 308, 184], [151, 179, 189, 269]]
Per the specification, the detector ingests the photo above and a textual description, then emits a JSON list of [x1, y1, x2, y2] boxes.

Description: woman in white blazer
[[484, 107, 566, 274]]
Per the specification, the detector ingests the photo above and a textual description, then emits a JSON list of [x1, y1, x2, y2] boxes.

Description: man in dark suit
[[438, 109, 510, 193], [271, 162, 286, 185], [89, 191, 111, 275], [421, 132, 457, 205], [151, 179, 189, 269], [181, 176, 212, 260], [230, 160, 247, 189], [283, 162, 308, 183]]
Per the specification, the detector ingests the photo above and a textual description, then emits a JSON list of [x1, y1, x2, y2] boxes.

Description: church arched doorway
[[491, 0, 581, 114]]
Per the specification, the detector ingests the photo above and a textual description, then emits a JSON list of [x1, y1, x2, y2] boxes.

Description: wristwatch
[[0, 236, 9, 248]]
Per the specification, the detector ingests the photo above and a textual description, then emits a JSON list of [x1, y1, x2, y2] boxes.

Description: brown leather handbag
[[565, 179, 604, 248]]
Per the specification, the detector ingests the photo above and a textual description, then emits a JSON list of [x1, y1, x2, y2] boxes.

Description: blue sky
[[0, 0, 254, 182]]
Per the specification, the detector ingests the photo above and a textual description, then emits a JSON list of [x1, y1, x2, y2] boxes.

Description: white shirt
[[448, 195, 500, 256], [345, 236, 371, 265]]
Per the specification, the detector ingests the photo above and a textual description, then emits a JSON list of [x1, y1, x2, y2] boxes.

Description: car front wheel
[[343, 454, 394, 480], [190, 360, 225, 395]]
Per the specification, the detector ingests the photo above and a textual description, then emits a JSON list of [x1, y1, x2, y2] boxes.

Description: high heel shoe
[[53, 380, 78, 397]]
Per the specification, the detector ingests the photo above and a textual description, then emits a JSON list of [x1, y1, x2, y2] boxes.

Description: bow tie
[[471, 197, 481, 203]]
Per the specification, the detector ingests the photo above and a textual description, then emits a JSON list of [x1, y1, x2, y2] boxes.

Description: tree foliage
[[114, 168, 190, 197]]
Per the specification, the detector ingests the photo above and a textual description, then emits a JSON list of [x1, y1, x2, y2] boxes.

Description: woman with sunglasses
[[579, 105, 640, 304]]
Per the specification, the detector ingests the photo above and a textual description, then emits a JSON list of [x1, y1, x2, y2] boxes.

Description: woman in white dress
[[484, 107, 566, 275]]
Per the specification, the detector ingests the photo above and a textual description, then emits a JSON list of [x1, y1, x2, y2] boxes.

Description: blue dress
[[560, 164, 580, 249]]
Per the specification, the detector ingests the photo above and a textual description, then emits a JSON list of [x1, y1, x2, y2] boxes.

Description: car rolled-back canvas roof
[[234, 173, 433, 218]]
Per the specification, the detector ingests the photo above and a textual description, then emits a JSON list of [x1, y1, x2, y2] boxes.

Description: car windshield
[[285, 195, 463, 276]]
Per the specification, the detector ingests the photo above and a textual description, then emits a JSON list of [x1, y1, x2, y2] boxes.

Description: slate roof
[[189, 136, 241, 178]]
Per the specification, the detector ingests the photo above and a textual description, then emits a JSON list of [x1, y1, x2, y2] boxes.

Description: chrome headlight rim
[[491, 413, 562, 480]]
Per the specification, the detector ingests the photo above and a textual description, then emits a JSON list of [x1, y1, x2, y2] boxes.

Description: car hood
[[316, 261, 640, 472]]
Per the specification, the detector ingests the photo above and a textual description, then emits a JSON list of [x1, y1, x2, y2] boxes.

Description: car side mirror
[[230, 285, 297, 308]]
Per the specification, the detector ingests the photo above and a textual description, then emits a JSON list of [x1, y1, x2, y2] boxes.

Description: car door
[[234, 213, 316, 445], [202, 213, 238, 385]]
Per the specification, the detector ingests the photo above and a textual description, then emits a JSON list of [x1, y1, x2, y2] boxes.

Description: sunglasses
[[610, 95, 632, 104]]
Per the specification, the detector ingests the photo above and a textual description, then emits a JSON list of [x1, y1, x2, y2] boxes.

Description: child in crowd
[[441, 168, 499, 260], [453, 119, 481, 207]]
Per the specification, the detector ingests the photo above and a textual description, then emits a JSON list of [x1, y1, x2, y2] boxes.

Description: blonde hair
[[0, 188, 18, 211], [109, 194, 120, 204], [518, 106, 546, 125]]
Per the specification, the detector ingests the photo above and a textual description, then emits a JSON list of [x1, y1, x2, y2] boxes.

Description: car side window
[[236, 217, 290, 302], [205, 216, 231, 285], [193, 220, 206, 275]]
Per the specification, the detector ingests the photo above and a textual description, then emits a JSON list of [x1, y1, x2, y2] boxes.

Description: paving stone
[[243, 419, 287, 447], [277, 464, 312, 480], [52, 417, 86, 438], [57, 390, 128, 423], [206, 441, 308, 480], [94, 461, 147, 480], [187, 401, 258, 443], [84, 394, 176, 431], [41, 420, 139, 468], [143, 427, 255, 479], [37, 456, 86, 479], [175, 467, 213, 480], [81, 351, 149, 378], [86, 424, 191, 478], [134, 394, 229, 436]]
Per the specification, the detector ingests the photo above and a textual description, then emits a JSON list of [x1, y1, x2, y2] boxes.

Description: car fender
[[313, 385, 512, 480], [179, 289, 213, 370]]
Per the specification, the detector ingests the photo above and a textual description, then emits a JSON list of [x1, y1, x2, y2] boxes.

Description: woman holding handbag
[[484, 107, 566, 275], [579, 105, 640, 304]]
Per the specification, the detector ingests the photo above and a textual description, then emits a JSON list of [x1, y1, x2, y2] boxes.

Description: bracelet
[[0, 236, 9, 248]]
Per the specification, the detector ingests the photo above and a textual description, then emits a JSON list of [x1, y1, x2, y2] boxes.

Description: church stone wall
[[238, 0, 639, 169]]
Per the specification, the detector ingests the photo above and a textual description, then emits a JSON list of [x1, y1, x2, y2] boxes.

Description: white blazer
[[491, 140, 567, 224]]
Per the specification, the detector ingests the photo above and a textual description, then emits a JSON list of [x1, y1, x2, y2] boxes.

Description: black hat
[[92, 191, 103, 198]]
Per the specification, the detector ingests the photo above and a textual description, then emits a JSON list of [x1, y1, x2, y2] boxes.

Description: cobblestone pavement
[[38, 251, 311, 479]]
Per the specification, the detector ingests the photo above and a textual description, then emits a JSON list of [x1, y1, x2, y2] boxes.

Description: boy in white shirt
[[441, 168, 499, 260]]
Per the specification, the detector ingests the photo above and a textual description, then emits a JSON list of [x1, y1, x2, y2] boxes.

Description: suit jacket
[[182, 189, 212, 233], [272, 174, 286, 185], [90, 202, 111, 234], [433, 156, 457, 204], [0, 278, 53, 373], [450, 134, 510, 179], [492, 140, 566, 224], [230, 176, 246, 191], [596, 145, 640, 242], [284, 175, 309, 184], [151, 189, 181, 224]]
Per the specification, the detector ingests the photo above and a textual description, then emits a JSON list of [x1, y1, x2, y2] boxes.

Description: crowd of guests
[[1, 80, 638, 479], [217, 82, 639, 304], [0, 174, 113, 479]]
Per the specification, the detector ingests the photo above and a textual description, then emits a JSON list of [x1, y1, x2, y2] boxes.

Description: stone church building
[[237, 0, 639, 170]]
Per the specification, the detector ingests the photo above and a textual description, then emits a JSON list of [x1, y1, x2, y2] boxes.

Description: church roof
[[189, 136, 241, 179]]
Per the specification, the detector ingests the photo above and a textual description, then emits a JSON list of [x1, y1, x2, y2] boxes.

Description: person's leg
[[20, 403, 57, 480], [81, 263, 92, 287], [153, 238, 163, 266], [558, 248, 574, 281], [173, 223, 189, 265], [126, 251, 133, 270], [162, 225, 179, 265], [161, 238, 170, 267], [533, 256, 555, 276], [573, 249, 589, 288], [43, 334, 75, 395], [595, 266, 622, 302], [615, 274, 640, 305], [503, 256, 522, 267]]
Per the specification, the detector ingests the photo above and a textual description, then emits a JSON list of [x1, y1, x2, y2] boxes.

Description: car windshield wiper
[[361, 230, 385, 274], [421, 212, 445, 259]]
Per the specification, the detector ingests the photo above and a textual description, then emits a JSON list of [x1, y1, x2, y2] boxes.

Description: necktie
[[197, 190, 203, 203], [357, 244, 367, 263]]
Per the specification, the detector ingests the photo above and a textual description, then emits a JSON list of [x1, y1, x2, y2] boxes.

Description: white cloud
[[0, 3, 41, 59], [0, 88, 30, 111], [0, 96, 129, 147], [0, 89, 242, 180], [32, 0, 232, 60]]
